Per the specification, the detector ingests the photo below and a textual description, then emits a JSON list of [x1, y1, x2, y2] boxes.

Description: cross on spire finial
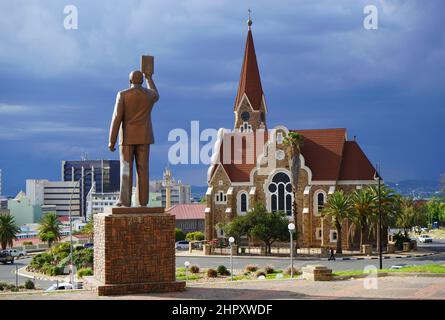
[[247, 8, 253, 29]]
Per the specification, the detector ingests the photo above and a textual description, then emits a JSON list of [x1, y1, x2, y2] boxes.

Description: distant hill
[[191, 185, 208, 202], [386, 179, 443, 199]]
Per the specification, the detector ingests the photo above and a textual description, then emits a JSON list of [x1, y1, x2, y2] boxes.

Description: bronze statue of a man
[[108, 57, 159, 207]]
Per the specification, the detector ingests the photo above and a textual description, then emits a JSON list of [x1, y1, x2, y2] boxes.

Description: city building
[[26, 179, 80, 217], [167, 204, 205, 234], [150, 168, 191, 208], [61, 160, 120, 217], [86, 183, 163, 217], [205, 19, 379, 250], [7, 191, 43, 226]]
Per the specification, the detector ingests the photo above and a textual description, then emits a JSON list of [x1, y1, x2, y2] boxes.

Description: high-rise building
[[61, 160, 120, 217], [26, 179, 80, 216], [150, 168, 191, 208], [8, 191, 44, 226]]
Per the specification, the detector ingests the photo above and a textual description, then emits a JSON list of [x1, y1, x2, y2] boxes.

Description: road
[[1, 240, 444, 290], [0, 258, 55, 289], [176, 240, 445, 272]]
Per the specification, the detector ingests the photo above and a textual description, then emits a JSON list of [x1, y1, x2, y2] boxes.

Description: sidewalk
[[2, 275, 445, 300], [16, 266, 70, 282], [176, 250, 437, 261]]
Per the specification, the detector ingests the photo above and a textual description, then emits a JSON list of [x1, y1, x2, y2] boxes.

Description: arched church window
[[267, 172, 293, 216]]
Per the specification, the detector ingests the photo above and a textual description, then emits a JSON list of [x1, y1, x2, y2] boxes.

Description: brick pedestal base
[[84, 207, 185, 296], [302, 265, 333, 281]]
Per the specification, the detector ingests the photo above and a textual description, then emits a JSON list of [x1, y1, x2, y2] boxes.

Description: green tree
[[185, 231, 205, 241], [175, 228, 185, 241], [351, 187, 376, 249], [425, 197, 445, 225], [222, 215, 250, 243], [283, 131, 304, 245], [0, 214, 20, 250], [322, 190, 354, 254], [79, 215, 94, 242], [249, 204, 290, 254], [369, 185, 400, 250], [38, 213, 62, 248]]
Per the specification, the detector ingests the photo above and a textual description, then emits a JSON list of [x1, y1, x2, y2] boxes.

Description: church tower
[[233, 12, 267, 132]]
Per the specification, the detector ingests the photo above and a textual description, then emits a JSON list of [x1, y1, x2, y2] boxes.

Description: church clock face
[[241, 111, 250, 121]]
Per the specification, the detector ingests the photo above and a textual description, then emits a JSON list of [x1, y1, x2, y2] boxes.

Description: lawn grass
[[333, 264, 445, 277]]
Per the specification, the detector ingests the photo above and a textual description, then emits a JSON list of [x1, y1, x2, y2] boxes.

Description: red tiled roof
[[218, 131, 268, 182], [210, 128, 376, 183], [234, 29, 264, 111], [338, 141, 376, 180], [295, 128, 346, 181], [167, 204, 205, 220]]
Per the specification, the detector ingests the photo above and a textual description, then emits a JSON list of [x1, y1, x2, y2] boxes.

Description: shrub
[[264, 265, 275, 274], [256, 270, 266, 278], [22, 241, 33, 246], [190, 265, 200, 274], [175, 228, 185, 241], [77, 267, 93, 278], [393, 232, 411, 250], [24, 279, 35, 290], [245, 264, 258, 272], [73, 248, 93, 269], [185, 231, 205, 241], [217, 265, 230, 276], [284, 266, 300, 276], [207, 268, 218, 278]]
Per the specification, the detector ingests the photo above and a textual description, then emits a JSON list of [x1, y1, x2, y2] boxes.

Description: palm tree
[[321, 190, 354, 254], [352, 187, 377, 250], [368, 185, 399, 250], [38, 213, 62, 248], [0, 214, 20, 250], [283, 131, 304, 245]]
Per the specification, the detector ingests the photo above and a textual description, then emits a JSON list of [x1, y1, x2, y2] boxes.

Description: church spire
[[234, 10, 264, 112]]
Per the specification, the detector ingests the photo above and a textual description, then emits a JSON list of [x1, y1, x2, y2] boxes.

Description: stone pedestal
[[362, 244, 372, 256], [403, 242, 411, 252], [387, 242, 396, 253], [301, 265, 333, 281], [203, 244, 211, 255], [84, 207, 185, 296]]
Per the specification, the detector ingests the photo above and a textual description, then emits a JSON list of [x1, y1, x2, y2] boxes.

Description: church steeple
[[234, 11, 267, 132]]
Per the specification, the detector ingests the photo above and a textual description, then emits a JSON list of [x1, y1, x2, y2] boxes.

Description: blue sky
[[0, 0, 444, 196]]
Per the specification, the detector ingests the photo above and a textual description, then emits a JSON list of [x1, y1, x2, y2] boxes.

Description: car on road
[[6, 249, 27, 257], [0, 250, 14, 264], [418, 235, 433, 243], [45, 282, 82, 291], [83, 243, 94, 249], [175, 240, 189, 250]]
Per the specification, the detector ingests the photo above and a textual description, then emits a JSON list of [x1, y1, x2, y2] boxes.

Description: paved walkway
[[177, 250, 437, 261], [2, 276, 445, 300]]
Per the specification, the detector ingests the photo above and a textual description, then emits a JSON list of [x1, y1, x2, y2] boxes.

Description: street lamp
[[228, 237, 235, 281], [68, 175, 86, 287], [288, 223, 295, 278], [374, 164, 383, 270], [184, 261, 190, 282]]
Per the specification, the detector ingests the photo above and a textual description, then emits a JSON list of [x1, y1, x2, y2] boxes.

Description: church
[[205, 17, 378, 250]]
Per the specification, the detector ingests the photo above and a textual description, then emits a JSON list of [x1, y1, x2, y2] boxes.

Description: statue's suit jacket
[[109, 84, 159, 146]]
